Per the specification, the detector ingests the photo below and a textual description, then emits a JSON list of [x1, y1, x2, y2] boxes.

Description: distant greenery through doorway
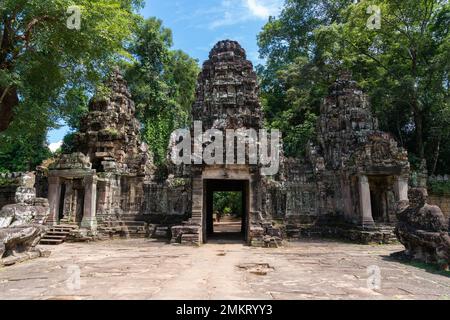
[[213, 192, 243, 217]]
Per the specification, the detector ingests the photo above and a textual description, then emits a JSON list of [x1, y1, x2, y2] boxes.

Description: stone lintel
[[48, 169, 97, 179]]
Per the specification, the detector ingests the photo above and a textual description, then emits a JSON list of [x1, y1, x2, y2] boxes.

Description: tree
[[213, 192, 243, 217], [0, 0, 144, 133], [258, 0, 450, 173], [257, 0, 353, 157], [315, 0, 450, 168], [0, 130, 51, 172], [124, 18, 200, 166]]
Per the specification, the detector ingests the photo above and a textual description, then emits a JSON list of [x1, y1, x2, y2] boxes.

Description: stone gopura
[[37, 40, 415, 246]]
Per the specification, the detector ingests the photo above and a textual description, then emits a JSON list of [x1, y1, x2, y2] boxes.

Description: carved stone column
[[47, 176, 61, 226], [359, 175, 375, 227], [81, 175, 98, 231]]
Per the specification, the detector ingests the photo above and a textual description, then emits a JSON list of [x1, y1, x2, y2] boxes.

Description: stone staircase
[[39, 224, 79, 245]]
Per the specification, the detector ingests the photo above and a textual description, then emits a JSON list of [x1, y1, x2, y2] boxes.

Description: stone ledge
[[0, 249, 51, 268]]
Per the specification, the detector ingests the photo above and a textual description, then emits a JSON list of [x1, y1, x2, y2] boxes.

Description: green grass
[[404, 260, 450, 278]]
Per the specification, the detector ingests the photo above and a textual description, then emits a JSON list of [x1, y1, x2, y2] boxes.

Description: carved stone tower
[[188, 40, 270, 245]]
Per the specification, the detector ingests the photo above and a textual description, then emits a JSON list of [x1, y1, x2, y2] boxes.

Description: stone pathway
[[0, 239, 448, 300]]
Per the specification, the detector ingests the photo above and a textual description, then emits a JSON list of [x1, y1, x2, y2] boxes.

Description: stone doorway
[[203, 179, 249, 243], [368, 176, 396, 223]]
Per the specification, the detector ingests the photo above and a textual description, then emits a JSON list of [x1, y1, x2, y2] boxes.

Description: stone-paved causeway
[[0, 239, 449, 300]]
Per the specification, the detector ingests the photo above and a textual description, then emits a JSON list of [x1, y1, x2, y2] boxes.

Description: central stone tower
[[180, 40, 273, 246], [192, 40, 263, 130]]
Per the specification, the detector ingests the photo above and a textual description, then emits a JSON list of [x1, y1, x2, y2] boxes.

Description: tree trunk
[[0, 14, 17, 132], [413, 108, 425, 160], [431, 137, 441, 176], [0, 86, 18, 132]]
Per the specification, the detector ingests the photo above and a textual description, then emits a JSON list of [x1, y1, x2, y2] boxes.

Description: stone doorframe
[[203, 179, 249, 242], [190, 165, 262, 245], [47, 170, 98, 231], [358, 174, 409, 227]]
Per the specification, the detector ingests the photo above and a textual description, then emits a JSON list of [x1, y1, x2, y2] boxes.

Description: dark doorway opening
[[204, 179, 249, 243], [58, 183, 66, 221], [75, 188, 85, 224], [368, 176, 391, 223]]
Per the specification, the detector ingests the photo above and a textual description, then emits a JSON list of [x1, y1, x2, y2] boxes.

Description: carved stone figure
[[395, 188, 450, 268], [0, 225, 46, 261]]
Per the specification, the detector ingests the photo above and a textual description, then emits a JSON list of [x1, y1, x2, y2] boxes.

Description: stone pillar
[[359, 175, 375, 227], [47, 176, 61, 226], [81, 175, 98, 231], [395, 176, 409, 201], [191, 176, 203, 224]]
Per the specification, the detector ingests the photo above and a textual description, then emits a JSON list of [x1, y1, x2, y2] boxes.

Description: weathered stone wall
[[428, 194, 450, 219], [0, 173, 23, 209], [0, 186, 16, 210], [0, 173, 41, 210], [142, 179, 191, 222]]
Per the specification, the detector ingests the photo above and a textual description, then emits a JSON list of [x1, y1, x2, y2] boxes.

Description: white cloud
[[49, 140, 63, 153], [245, 0, 280, 19], [208, 0, 282, 29]]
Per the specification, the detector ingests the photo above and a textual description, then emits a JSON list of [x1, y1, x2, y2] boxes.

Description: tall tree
[[0, 0, 143, 133], [315, 0, 450, 167], [124, 18, 200, 166], [257, 0, 353, 157], [0, 130, 51, 172], [258, 0, 450, 173]]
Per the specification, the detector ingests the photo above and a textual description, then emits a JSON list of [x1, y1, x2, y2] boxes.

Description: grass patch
[[397, 257, 450, 277]]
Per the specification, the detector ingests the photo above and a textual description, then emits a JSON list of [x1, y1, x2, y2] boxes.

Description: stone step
[[51, 226, 77, 231], [47, 230, 70, 235], [104, 222, 146, 227], [42, 235, 67, 240], [39, 238, 64, 245], [58, 224, 79, 229], [38, 223, 78, 245]]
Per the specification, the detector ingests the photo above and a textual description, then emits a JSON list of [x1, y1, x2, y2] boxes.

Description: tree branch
[[21, 15, 54, 48], [0, 86, 9, 105]]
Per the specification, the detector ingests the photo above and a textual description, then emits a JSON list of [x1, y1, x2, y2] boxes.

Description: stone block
[[181, 233, 200, 246]]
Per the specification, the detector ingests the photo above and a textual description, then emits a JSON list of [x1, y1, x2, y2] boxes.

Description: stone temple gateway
[[37, 40, 412, 246]]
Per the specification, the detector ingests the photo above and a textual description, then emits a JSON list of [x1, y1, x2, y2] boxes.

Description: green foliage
[[0, 176, 18, 186], [57, 132, 77, 155], [0, 130, 52, 172], [0, 0, 144, 131], [213, 192, 243, 217], [429, 181, 450, 195], [315, 0, 450, 164], [258, 0, 450, 174], [101, 128, 120, 138], [0, 0, 144, 172], [270, 110, 318, 157], [258, 0, 353, 157], [124, 18, 200, 166]]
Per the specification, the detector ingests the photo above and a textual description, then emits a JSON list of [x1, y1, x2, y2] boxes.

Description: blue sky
[[47, 0, 283, 150]]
